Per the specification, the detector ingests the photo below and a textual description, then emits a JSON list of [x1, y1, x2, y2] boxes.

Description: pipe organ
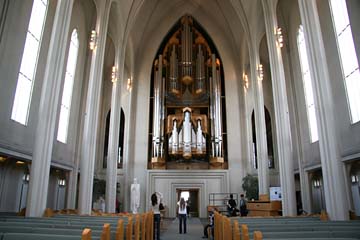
[[150, 15, 226, 169]]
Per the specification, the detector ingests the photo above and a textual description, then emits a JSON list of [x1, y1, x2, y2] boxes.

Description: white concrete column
[[298, 0, 349, 220], [297, 167, 310, 214], [262, 0, 296, 216], [26, 0, 74, 217], [66, 167, 78, 209], [78, 0, 111, 215], [250, 51, 269, 195], [105, 53, 122, 213]]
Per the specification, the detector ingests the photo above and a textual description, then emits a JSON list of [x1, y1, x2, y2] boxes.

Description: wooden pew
[[82, 228, 92, 240], [253, 231, 262, 240], [101, 223, 111, 240], [134, 214, 140, 240], [116, 219, 124, 240], [232, 220, 240, 240], [126, 216, 133, 240], [241, 224, 249, 240]]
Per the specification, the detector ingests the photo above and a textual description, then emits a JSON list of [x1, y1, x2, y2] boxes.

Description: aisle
[[160, 217, 206, 240]]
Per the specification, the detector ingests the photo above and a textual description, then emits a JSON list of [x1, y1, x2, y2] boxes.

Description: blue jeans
[[178, 214, 187, 233], [154, 214, 161, 240]]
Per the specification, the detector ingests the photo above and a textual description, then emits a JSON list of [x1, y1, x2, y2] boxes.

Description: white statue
[[130, 178, 140, 214], [99, 196, 105, 213]]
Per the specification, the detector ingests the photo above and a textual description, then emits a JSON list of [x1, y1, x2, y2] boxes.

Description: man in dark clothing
[[227, 194, 237, 216]]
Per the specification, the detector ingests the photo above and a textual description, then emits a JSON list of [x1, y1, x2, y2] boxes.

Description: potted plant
[[242, 174, 259, 200]]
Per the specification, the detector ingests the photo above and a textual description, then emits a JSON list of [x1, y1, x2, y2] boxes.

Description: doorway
[[176, 189, 199, 217]]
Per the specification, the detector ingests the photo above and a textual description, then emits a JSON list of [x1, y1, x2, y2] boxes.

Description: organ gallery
[[148, 16, 227, 170]]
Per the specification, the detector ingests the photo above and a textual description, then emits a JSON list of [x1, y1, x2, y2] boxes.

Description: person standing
[[227, 194, 237, 216], [150, 192, 162, 240], [177, 197, 187, 234], [239, 194, 248, 216]]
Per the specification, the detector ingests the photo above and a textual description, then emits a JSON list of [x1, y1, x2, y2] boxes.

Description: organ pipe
[[196, 45, 205, 93], [169, 45, 179, 94], [152, 55, 164, 158], [211, 54, 223, 158], [181, 17, 193, 80]]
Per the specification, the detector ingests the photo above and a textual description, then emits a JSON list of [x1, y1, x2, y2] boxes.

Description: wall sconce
[[127, 78, 132, 91], [351, 175, 359, 183], [276, 27, 284, 48], [257, 64, 264, 81], [243, 73, 249, 89], [313, 179, 321, 188], [89, 30, 97, 50], [22, 173, 30, 182], [58, 179, 66, 187], [111, 66, 117, 83]]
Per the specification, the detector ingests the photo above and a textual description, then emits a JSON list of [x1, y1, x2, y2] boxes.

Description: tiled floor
[[160, 217, 210, 240]]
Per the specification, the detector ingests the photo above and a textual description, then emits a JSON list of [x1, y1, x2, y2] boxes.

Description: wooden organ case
[[149, 15, 227, 170]]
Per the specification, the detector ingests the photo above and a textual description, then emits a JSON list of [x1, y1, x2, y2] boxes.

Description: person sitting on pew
[[202, 208, 215, 238]]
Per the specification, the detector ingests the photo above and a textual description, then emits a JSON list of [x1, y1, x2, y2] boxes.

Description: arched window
[[11, 0, 48, 125], [297, 26, 319, 143], [329, 0, 360, 123], [57, 29, 79, 143]]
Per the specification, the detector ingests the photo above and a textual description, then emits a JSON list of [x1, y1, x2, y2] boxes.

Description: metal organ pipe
[[152, 55, 164, 158], [172, 120, 178, 154], [209, 74, 215, 157], [181, 24, 185, 77], [196, 45, 205, 93], [216, 69, 223, 156], [183, 111, 192, 158], [211, 54, 223, 158], [196, 120, 203, 153], [160, 76, 165, 157], [181, 18, 193, 78], [170, 45, 179, 92]]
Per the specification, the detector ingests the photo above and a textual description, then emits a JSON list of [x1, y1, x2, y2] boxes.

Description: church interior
[[1, 0, 360, 230]]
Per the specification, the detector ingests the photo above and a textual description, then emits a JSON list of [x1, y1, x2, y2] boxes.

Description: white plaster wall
[[147, 170, 229, 218], [0, 0, 56, 157], [0, 162, 29, 212], [317, 0, 360, 158], [126, 7, 248, 212], [281, 0, 321, 171], [52, 0, 90, 169]]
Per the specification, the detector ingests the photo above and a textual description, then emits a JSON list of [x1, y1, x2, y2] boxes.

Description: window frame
[[297, 25, 319, 143], [329, 0, 360, 124], [11, 0, 49, 125], [56, 28, 79, 143]]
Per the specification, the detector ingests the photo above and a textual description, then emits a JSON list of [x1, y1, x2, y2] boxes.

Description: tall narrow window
[[297, 26, 319, 143], [11, 0, 48, 125], [330, 0, 360, 123], [57, 29, 79, 143]]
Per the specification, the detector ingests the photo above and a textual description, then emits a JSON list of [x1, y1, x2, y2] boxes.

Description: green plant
[[242, 174, 259, 200]]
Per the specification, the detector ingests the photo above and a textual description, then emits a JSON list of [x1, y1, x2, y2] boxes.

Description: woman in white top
[[177, 197, 187, 234], [150, 192, 162, 240]]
